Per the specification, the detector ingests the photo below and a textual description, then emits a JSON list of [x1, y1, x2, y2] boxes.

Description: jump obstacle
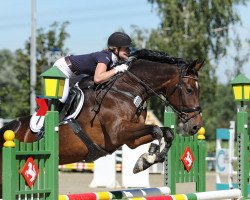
[[58, 188, 241, 200], [2, 109, 246, 200], [2, 107, 59, 200], [2, 104, 249, 199], [59, 187, 170, 200], [216, 122, 250, 193], [164, 108, 206, 194], [163, 107, 249, 199]]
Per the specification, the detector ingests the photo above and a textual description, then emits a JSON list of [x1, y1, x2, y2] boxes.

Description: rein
[[91, 75, 120, 124], [126, 70, 168, 104], [126, 66, 201, 123]]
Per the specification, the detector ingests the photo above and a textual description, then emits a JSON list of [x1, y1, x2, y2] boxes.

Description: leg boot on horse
[[133, 127, 174, 173]]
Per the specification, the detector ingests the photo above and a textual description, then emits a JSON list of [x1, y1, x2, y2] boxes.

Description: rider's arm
[[94, 63, 117, 84]]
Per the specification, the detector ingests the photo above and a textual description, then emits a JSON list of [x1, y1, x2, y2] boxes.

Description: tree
[[0, 22, 70, 118], [131, 0, 247, 138], [0, 50, 20, 117]]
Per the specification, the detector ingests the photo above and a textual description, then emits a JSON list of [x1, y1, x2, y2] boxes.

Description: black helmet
[[108, 32, 132, 48]]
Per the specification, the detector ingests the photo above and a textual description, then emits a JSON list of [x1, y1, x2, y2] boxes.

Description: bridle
[[162, 72, 202, 123], [126, 65, 201, 123]]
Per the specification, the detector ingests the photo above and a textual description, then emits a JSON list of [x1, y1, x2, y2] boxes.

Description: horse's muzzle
[[178, 113, 202, 136]]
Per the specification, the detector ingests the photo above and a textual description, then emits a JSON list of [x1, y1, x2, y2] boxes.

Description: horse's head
[[126, 49, 203, 135], [163, 60, 204, 136]]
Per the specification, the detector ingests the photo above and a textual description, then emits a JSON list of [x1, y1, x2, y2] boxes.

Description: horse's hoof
[[133, 153, 156, 174]]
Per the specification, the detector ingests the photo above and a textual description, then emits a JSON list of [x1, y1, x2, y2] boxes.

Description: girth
[[68, 118, 109, 162]]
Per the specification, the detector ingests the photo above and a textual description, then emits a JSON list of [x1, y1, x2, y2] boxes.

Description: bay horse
[[0, 49, 203, 196]]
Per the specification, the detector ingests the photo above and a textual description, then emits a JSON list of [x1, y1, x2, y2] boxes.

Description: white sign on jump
[[216, 148, 230, 174]]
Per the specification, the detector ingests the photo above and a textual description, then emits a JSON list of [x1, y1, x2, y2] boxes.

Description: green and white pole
[[236, 104, 249, 199], [231, 74, 250, 200]]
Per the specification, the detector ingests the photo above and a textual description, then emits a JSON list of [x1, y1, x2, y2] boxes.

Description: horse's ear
[[194, 59, 205, 72], [186, 59, 205, 75], [185, 59, 198, 75]]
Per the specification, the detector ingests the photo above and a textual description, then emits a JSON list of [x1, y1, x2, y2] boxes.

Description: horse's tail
[[0, 119, 20, 135], [0, 116, 31, 136]]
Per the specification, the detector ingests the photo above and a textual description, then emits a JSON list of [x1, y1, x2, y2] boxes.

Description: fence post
[[45, 108, 59, 199], [236, 106, 249, 199], [2, 130, 17, 200], [197, 128, 206, 192], [164, 107, 177, 194], [164, 107, 206, 194]]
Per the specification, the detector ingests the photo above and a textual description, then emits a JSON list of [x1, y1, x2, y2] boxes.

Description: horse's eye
[[186, 88, 192, 94]]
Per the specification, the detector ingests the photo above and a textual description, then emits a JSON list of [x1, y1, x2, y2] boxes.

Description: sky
[[0, 0, 160, 53], [0, 0, 249, 83]]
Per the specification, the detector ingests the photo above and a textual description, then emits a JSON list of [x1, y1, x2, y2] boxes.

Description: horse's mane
[[79, 49, 192, 89], [130, 49, 190, 65]]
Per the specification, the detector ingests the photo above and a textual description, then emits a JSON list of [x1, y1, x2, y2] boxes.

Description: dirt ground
[[59, 171, 218, 195]]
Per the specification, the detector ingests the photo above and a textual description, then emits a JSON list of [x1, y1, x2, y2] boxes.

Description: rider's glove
[[114, 64, 128, 73]]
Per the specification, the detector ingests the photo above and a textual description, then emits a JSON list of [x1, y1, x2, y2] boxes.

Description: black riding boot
[[58, 101, 66, 121]]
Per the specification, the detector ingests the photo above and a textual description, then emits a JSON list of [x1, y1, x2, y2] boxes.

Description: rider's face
[[117, 47, 131, 61]]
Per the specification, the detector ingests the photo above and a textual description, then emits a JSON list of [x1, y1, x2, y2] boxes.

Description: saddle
[[59, 83, 84, 122], [60, 75, 99, 122]]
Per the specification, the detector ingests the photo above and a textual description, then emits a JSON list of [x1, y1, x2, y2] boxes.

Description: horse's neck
[[131, 61, 178, 89], [120, 61, 178, 100]]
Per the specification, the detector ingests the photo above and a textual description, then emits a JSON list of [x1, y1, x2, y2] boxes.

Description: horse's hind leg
[[133, 127, 174, 174]]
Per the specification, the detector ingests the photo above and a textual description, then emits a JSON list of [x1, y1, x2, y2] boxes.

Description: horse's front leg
[[132, 126, 174, 174], [113, 121, 174, 174], [117, 123, 165, 150]]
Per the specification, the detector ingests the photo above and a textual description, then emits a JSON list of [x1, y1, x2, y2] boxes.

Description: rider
[[30, 32, 132, 133], [54, 31, 132, 104]]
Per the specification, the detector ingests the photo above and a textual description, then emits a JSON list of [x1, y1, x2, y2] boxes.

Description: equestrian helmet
[[108, 32, 132, 48]]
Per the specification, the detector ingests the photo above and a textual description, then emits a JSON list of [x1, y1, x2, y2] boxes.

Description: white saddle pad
[[29, 83, 84, 132], [30, 113, 45, 132]]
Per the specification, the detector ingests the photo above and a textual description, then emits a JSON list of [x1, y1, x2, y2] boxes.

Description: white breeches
[[53, 57, 76, 103]]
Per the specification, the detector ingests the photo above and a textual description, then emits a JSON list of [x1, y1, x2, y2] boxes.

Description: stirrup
[[37, 127, 45, 140]]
